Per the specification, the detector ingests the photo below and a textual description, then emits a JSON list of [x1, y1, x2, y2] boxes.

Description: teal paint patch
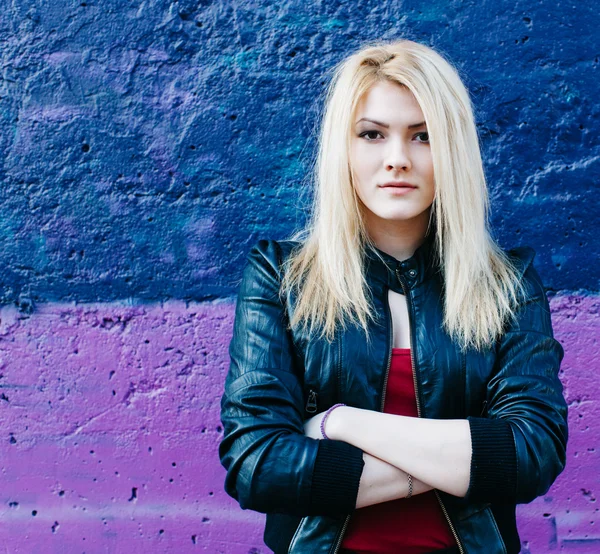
[[322, 17, 348, 30]]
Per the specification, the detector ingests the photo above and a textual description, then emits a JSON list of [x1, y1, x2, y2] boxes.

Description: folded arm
[[307, 249, 568, 505], [319, 409, 471, 498], [304, 417, 433, 507], [219, 240, 366, 517]]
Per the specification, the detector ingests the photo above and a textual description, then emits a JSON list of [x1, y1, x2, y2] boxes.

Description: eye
[[415, 132, 429, 143], [358, 130, 383, 141]]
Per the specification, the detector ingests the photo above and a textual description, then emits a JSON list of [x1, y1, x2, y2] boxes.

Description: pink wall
[[0, 294, 597, 553]]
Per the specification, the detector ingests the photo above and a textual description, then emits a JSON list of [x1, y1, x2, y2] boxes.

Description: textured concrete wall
[[0, 0, 598, 552]]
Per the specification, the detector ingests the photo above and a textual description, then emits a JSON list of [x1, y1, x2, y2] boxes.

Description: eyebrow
[[355, 118, 427, 129]]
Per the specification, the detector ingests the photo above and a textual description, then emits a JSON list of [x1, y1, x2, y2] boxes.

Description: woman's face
[[350, 81, 435, 231]]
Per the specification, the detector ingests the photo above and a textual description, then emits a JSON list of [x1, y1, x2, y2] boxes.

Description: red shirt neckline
[[392, 347, 411, 354]]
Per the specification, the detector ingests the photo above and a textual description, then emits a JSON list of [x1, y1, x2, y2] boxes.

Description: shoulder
[[504, 245, 536, 275], [503, 245, 548, 303], [246, 238, 302, 267], [242, 238, 303, 284]]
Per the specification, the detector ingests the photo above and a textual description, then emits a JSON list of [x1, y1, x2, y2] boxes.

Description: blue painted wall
[[0, 0, 598, 306]]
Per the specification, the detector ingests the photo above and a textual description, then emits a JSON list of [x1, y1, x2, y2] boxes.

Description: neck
[[365, 208, 431, 262]]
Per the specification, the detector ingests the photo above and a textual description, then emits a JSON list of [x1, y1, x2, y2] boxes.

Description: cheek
[[350, 142, 362, 171], [352, 148, 379, 192], [427, 156, 435, 178], [350, 162, 368, 203], [350, 143, 367, 184], [416, 151, 435, 182]]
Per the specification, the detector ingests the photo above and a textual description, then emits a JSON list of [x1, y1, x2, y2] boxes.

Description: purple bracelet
[[320, 403, 346, 440]]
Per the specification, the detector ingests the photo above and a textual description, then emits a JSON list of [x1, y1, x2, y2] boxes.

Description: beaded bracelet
[[320, 403, 346, 440]]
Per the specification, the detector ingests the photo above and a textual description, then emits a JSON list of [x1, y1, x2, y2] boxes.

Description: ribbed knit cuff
[[310, 439, 365, 516], [466, 416, 518, 503]]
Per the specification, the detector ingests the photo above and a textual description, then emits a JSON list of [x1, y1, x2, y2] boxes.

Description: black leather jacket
[[219, 231, 568, 554]]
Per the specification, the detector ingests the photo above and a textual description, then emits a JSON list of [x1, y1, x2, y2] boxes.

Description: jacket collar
[[364, 221, 440, 290]]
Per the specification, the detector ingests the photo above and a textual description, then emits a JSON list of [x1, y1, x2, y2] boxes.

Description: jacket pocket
[[455, 500, 492, 521], [263, 513, 303, 554], [455, 505, 508, 554], [287, 516, 307, 553]]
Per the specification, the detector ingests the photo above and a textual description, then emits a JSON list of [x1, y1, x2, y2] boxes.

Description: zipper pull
[[305, 389, 318, 413], [480, 400, 488, 416]]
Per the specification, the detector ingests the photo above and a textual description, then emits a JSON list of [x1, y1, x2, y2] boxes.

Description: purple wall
[[1, 295, 598, 552], [1, 300, 265, 553]]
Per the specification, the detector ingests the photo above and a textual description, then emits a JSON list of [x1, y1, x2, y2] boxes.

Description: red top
[[340, 348, 457, 554]]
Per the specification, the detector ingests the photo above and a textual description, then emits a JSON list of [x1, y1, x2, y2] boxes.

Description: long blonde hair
[[280, 38, 527, 352]]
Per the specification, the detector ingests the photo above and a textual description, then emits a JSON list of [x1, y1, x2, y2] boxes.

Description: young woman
[[219, 39, 568, 554]]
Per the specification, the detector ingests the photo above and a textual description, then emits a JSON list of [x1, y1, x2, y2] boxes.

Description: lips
[[381, 181, 417, 188]]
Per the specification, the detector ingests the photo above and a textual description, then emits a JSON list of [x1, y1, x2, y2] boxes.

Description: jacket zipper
[[331, 286, 395, 554], [289, 387, 319, 552], [306, 389, 318, 413], [398, 270, 464, 554], [380, 290, 394, 412], [290, 391, 319, 553], [331, 513, 350, 554]]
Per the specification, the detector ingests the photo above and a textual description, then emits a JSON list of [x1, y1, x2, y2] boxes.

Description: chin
[[379, 210, 420, 221]]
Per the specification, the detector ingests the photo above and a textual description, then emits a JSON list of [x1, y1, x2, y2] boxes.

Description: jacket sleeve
[[218, 239, 365, 516], [465, 247, 568, 504]]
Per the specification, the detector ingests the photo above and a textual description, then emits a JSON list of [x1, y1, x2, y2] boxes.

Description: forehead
[[355, 81, 424, 122]]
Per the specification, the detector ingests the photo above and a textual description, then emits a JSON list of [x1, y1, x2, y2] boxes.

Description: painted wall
[[0, 1, 598, 552]]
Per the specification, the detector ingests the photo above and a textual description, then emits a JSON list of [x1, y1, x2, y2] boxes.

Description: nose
[[385, 137, 411, 172]]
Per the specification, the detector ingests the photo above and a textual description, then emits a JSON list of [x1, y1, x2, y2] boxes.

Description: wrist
[[325, 405, 349, 441], [320, 403, 345, 440]]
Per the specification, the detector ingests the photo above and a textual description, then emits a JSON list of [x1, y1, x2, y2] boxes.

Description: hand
[[303, 411, 327, 440]]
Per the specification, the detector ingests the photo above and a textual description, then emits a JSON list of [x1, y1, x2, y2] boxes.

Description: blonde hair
[[280, 38, 527, 352]]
